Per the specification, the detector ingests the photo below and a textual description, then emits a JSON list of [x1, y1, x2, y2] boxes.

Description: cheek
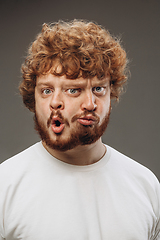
[[35, 100, 50, 121], [35, 90, 50, 117], [98, 97, 111, 118]]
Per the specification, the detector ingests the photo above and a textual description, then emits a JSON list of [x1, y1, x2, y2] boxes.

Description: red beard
[[34, 106, 111, 152]]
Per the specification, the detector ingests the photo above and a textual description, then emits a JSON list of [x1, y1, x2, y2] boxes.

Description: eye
[[66, 88, 81, 96], [42, 89, 52, 95], [94, 87, 103, 92], [68, 89, 78, 94], [93, 86, 106, 95]]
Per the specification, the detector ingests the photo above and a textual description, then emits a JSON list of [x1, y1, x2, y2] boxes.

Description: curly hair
[[19, 19, 129, 112]]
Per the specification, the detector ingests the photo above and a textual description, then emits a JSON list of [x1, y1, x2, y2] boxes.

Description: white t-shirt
[[0, 142, 159, 240]]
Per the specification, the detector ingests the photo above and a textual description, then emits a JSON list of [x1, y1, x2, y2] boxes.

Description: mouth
[[51, 117, 65, 134], [77, 115, 97, 126]]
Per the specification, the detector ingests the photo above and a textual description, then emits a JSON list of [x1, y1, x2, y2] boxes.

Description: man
[[0, 20, 159, 239]]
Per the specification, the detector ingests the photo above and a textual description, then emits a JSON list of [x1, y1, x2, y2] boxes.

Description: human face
[[34, 74, 111, 151]]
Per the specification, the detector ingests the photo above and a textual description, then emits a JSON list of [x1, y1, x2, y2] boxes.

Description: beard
[[34, 106, 111, 152]]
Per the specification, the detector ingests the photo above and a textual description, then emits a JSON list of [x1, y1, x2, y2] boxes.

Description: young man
[[0, 20, 159, 239]]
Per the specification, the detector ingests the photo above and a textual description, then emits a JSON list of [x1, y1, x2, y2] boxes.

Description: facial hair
[[34, 106, 111, 152]]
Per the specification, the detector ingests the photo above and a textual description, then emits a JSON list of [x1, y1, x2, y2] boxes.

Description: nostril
[[57, 104, 62, 109], [51, 104, 62, 110], [50, 97, 64, 110]]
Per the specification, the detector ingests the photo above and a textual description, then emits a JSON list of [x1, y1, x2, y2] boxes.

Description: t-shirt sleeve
[[151, 177, 160, 240], [0, 188, 5, 238], [0, 234, 5, 240], [153, 217, 160, 240], [0, 165, 7, 240]]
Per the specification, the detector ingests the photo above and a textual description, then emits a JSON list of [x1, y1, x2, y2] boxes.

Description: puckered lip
[[78, 115, 97, 121], [51, 116, 65, 134], [51, 116, 64, 125], [77, 115, 97, 125]]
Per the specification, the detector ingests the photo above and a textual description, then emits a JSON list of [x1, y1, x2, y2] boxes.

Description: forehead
[[36, 74, 110, 86]]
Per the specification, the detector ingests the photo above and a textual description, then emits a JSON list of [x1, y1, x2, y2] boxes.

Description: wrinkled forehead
[[36, 73, 110, 88], [75, 75, 110, 86]]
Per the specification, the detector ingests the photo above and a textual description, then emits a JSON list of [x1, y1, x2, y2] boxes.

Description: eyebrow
[[92, 79, 109, 86], [64, 81, 109, 88], [36, 82, 54, 87], [36, 78, 110, 88]]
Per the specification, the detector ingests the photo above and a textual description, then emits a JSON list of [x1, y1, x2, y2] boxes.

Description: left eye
[[93, 87, 105, 95], [43, 89, 52, 95], [94, 87, 103, 92], [68, 89, 78, 94]]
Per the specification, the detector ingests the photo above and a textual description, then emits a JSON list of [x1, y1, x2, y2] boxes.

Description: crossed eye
[[67, 87, 105, 95], [42, 86, 106, 97], [67, 89, 79, 94], [42, 89, 52, 95], [93, 87, 104, 93]]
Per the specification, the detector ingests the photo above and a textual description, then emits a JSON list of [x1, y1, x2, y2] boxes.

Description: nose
[[81, 90, 97, 111], [50, 91, 64, 110]]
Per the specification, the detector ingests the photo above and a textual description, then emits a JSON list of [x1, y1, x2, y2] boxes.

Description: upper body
[[0, 142, 160, 240], [1, 20, 160, 239]]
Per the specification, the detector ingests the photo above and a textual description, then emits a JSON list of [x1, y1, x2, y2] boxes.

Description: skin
[[35, 73, 111, 165]]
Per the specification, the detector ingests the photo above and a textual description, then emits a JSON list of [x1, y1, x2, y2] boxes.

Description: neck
[[42, 138, 106, 166]]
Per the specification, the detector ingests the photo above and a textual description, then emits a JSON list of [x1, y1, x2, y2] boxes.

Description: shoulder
[[107, 145, 158, 181], [0, 142, 42, 180], [107, 144, 160, 211], [106, 145, 160, 204], [106, 145, 160, 237]]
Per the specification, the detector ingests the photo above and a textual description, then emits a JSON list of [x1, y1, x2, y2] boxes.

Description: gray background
[[0, 0, 160, 180]]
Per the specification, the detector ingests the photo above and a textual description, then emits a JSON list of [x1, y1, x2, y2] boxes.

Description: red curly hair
[[19, 20, 129, 112]]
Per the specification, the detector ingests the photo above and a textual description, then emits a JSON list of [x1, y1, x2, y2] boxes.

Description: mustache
[[47, 110, 69, 127], [71, 110, 100, 123]]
